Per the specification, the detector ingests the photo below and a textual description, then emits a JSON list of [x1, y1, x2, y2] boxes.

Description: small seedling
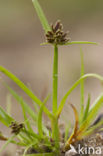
[[0, 0, 103, 155]]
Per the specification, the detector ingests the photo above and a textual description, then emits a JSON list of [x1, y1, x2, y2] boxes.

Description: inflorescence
[[46, 20, 70, 45], [9, 121, 24, 135]]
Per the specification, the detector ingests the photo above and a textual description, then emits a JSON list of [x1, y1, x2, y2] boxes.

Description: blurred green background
[[0, 0, 103, 155]]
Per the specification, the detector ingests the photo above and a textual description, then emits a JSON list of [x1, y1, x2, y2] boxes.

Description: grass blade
[[22, 129, 41, 141], [38, 102, 45, 138], [0, 106, 14, 126], [0, 66, 53, 119], [23, 142, 38, 156], [77, 93, 103, 139], [32, 0, 51, 33], [0, 66, 42, 106], [6, 94, 12, 115], [32, 100, 39, 113], [65, 104, 79, 150], [41, 41, 98, 46], [38, 94, 50, 138], [5, 84, 37, 122], [79, 48, 84, 123], [56, 73, 103, 117], [6, 83, 50, 136], [82, 94, 90, 122], [64, 41, 98, 45], [64, 122, 71, 142], [21, 102, 34, 133], [83, 119, 103, 137]]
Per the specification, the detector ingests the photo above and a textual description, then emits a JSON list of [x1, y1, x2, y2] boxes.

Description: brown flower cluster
[[10, 121, 24, 135], [46, 20, 70, 45]]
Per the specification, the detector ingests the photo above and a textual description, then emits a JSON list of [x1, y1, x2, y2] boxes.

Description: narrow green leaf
[[83, 119, 103, 137], [64, 41, 98, 45], [8, 85, 50, 137], [42, 94, 52, 136], [80, 48, 84, 123], [0, 66, 41, 106], [0, 106, 14, 126], [56, 73, 103, 117], [4, 84, 40, 135], [5, 84, 37, 122], [37, 94, 50, 138], [6, 84, 50, 137], [0, 66, 53, 119], [22, 129, 41, 141], [23, 142, 38, 156], [38, 102, 45, 138], [64, 122, 71, 142], [6, 94, 12, 115], [89, 94, 103, 112], [32, 0, 51, 32], [42, 125, 51, 137], [82, 94, 90, 122], [77, 93, 103, 138], [65, 104, 79, 150], [33, 100, 39, 113], [41, 41, 98, 46], [43, 94, 51, 104], [17, 133, 31, 145], [20, 100, 35, 133]]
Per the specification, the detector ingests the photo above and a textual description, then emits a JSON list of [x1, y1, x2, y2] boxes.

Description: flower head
[[9, 121, 24, 135], [45, 20, 70, 45]]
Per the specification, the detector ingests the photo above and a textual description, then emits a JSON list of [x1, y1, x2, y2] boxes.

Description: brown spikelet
[[45, 20, 70, 45], [9, 121, 24, 135]]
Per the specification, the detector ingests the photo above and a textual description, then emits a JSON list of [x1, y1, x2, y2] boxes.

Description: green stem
[[52, 45, 60, 152], [52, 118, 60, 152], [53, 44, 58, 114]]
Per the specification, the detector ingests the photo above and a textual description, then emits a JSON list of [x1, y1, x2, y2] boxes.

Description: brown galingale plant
[[0, 0, 103, 156]]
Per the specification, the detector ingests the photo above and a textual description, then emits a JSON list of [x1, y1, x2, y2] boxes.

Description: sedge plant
[[0, 0, 103, 155]]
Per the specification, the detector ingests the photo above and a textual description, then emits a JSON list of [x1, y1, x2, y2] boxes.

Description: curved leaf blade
[[77, 93, 103, 139], [0, 66, 53, 119], [56, 73, 103, 117], [0, 106, 14, 126]]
